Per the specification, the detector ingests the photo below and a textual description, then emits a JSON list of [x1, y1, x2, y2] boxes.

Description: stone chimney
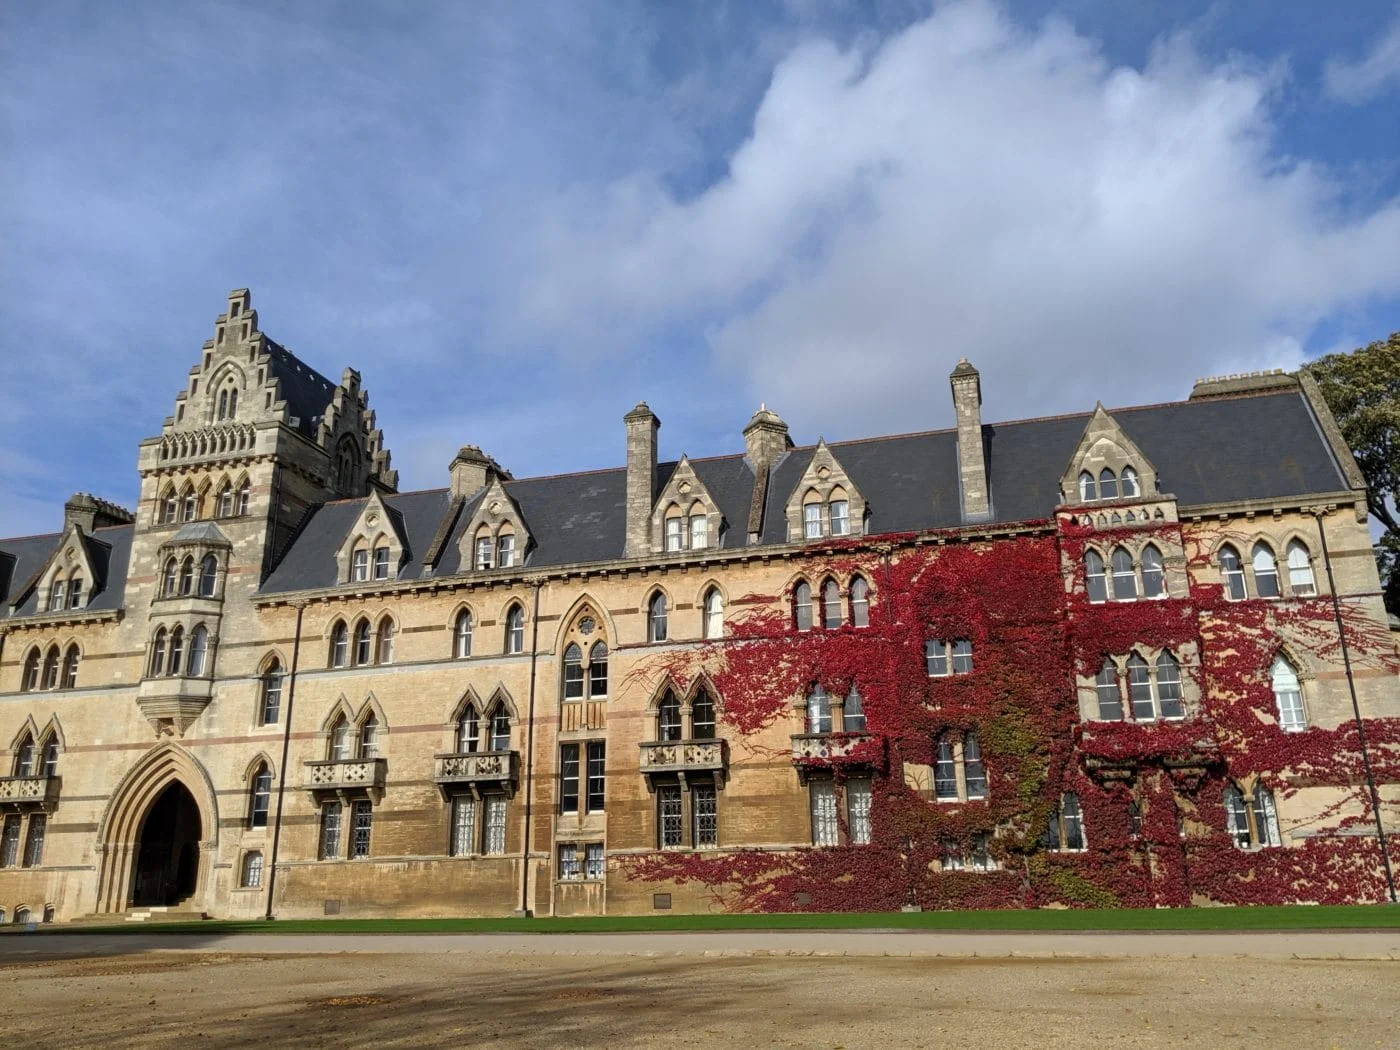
[[624, 402, 660, 558], [64, 493, 135, 533], [950, 359, 991, 523], [743, 403, 792, 473], [448, 445, 510, 498]]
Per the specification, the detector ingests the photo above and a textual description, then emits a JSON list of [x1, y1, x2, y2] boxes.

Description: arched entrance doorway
[[131, 781, 202, 907]]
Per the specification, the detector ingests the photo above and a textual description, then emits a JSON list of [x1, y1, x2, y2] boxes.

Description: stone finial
[[624, 402, 661, 558], [950, 359, 990, 523]]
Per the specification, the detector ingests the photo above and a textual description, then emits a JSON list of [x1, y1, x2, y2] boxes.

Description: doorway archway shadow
[[132, 781, 203, 907]]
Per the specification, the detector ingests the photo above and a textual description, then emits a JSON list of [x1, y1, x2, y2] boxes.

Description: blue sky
[[2, 0, 1398, 538]]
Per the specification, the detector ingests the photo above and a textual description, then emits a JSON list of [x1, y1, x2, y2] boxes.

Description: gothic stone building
[[1, 289, 1396, 924]]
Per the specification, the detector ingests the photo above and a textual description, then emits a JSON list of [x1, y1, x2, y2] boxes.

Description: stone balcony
[[137, 675, 214, 736], [639, 739, 728, 787], [0, 774, 59, 812], [433, 750, 519, 798], [303, 758, 387, 799], [790, 733, 885, 781]]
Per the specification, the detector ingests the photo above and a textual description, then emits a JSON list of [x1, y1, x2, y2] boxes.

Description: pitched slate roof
[[250, 388, 1348, 594], [264, 338, 337, 438], [0, 525, 133, 619]]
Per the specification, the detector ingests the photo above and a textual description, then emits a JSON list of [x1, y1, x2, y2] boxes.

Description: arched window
[[849, 575, 869, 628], [1078, 470, 1097, 502], [647, 593, 668, 643], [61, 645, 79, 689], [1110, 547, 1137, 600], [218, 389, 229, 420], [1098, 468, 1118, 500], [689, 504, 709, 549], [805, 684, 831, 734], [260, 658, 283, 724], [1155, 652, 1184, 719], [67, 575, 83, 610], [664, 506, 684, 552], [703, 587, 724, 639], [13, 734, 34, 777], [474, 527, 493, 570], [1126, 653, 1153, 720], [1084, 550, 1107, 603], [38, 646, 59, 690], [1140, 544, 1164, 598], [217, 482, 234, 518], [1095, 658, 1123, 720], [457, 705, 480, 753], [1219, 544, 1246, 600], [505, 605, 525, 654], [934, 735, 958, 800], [1270, 655, 1305, 731], [179, 556, 195, 596], [351, 543, 369, 583], [329, 715, 352, 760], [329, 621, 348, 668], [692, 690, 716, 739], [235, 480, 250, 515], [198, 555, 218, 597], [352, 619, 372, 665], [843, 685, 866, 732], [1252, 541, 1280, 599], [496, 529, 516, 569], [187, 625, 209, 677], [162, 557, 179, 597], [181, 490, 198, 522], [371, 544, 391, 581], [160, 489, 178, 524], [821, 578, 842, 629], [168, 626, 185, 676], [21, 649, 40, 692], [375, 619, 395, 664], [488, 704, 510, 751], [40, 737, 58, 777], [454, 610, 473, 659], [1120, 466, 1140, 497], [588, 642, 608, 698], [658, 691, 682, 741], [562, 643, 584, 700], [1286, 540, 1316, 596], [241, 851, 264, 888], [249, 764, 272, 827], [149, 628, 167, 677], [359, 714, 380, 758], [1223, 784, 1250, 848], [793, 580, 813, 632], [1252, 785, 1281, 847], [828, 493, 850, 537], [49, 578, 67, 612], [802, 492, 822, 539]]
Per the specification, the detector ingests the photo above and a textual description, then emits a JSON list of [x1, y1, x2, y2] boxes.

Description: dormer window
[[352, 546, 369, 583], [661, 501, 712, 553], [803, 498, 821, 539], [48, 580, 65, 612], [1121, 466, 1140, 497], [829, 497, 850, 537], [496, 530, 515, 569], [690, 512, 708, 549], [1078, 471, 1096, 501], [1098, 468, 1118, 500], [665, 515, 683, 552], [372, 545, 390, 581], [475, 533, 492, 570]]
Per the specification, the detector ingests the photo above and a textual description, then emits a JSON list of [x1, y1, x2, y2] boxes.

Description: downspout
[[1314, 511, 1397, 903], [264, 600, 306, 920], [518, 578, 543, 917]]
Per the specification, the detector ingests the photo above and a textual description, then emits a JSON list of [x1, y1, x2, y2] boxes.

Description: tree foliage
[[1306, 332, 1400, 615]]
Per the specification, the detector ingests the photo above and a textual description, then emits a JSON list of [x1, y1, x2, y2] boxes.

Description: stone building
[[1, 289, 1396, 923]]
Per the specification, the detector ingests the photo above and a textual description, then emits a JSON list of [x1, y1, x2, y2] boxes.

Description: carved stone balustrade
[[433, 750, 519, 798], [639, 738, 728, 787], [790, 733, 885, 782], [0, 774, 59, 812], [303, 758, 387, 800]]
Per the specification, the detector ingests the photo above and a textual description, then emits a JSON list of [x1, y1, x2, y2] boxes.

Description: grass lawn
[[24, 903, 1400, 936]]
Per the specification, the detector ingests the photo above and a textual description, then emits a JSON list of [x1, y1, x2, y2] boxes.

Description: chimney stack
[[449, 445, 509, 498], [950, 359, 991, 522], [743, 403, 792, 473], [624, 402, 660, 557], [64, 493, 135, 533]]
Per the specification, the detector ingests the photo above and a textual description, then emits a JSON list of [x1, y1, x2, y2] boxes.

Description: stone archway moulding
[[93, 743, 219, 914]]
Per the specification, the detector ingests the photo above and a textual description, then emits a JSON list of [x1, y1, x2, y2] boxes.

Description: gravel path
[[1, 933, 1395, 1049]]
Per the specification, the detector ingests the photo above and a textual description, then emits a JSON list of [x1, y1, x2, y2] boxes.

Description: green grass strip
[[21, 903, 1400, 936]]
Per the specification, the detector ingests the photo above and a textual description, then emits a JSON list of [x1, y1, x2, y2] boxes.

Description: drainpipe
[[1314, 511, 1397, 903], [264, 601, 306, 920], [518, 579, 543, 917]]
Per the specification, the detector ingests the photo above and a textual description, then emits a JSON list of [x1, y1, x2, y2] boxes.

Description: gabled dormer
[[650, 456, 725, 554], [335, 490, 409, 585], [32, 524, 102, 616], [1059, 404, 1160, 506], [785, 440, 867, 542], [458, 477, 532, 572]]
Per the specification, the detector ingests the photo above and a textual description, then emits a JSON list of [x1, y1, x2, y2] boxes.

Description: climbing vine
[[621, 516, 1399, 911]]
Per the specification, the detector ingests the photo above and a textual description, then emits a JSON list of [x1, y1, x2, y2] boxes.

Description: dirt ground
[[1, 947, 1396, 1050]]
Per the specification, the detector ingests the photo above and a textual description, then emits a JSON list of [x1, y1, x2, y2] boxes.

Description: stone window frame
[[447, 686, 517, 755], [35, 532, 97, 615], [1211, 532, 1325, 603], [450, 605, 475, 659], [649, 456, 724, 555], [457, 478, 532, 572], [1084, 645, 1194, 723], [334, 491, 407, 587], [1042, 792, 1087, 852], [320, 696, 388, 763], [1223, 779, 1283, 850], [930, 729, 989, 804], [144, 620, 216, 680], [1267, 648, 1312, 732], [783, 440, 867, 543], [245, 755, 275, 829], [257, 652, 285, 725], [644, 588, 670, 643], [1081, 540, 1172, 604], [20, 641, 81, 693], [924, 637, 974, 677], [1058, 406, 1160, 507]]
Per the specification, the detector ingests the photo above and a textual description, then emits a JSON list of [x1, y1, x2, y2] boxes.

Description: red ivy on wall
[[621, 518, 1399, 911]]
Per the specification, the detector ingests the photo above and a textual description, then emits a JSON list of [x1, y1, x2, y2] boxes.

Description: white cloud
[[1324, 13, 1400, 104], [506, 0, 1400, 434]]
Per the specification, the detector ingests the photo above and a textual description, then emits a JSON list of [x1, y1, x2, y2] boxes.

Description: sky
[[2, 0, 1399, 539]]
